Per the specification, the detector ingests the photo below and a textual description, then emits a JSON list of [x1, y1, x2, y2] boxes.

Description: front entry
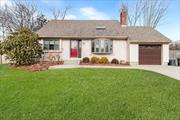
[[70, 40, 81, 58]]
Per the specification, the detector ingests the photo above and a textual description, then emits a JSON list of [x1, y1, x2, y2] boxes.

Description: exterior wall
[[61, 40, 70, 60], [41, 39, 128, 62], [162, 44, 169, 65], [129, 44, 139, 65], [42, 39, 63, 61], [41, 39, 74, 61], [0, 55, 10, 64], [81, 40, 128, 61], [39, 39, 43, 45], [81, 40, 91, 58], [40, 38, 169, 66]]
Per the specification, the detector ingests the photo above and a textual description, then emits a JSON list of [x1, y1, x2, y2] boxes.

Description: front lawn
[[0, 65, 180, 120]]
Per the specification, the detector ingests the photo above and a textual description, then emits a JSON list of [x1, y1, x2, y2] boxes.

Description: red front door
[[70, 40, 81, 58], [71, 49, 78, 57]]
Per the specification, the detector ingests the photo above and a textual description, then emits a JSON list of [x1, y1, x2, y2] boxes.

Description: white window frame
[[92, 39, 113, 54], [43, 39, 60, 50]]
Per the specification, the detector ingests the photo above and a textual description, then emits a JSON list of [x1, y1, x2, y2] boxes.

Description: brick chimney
[[120, 9, 127, 27]]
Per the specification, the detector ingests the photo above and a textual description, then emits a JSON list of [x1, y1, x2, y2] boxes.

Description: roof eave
[[130, 41, 171, 44], [38, 36, 128, 40]]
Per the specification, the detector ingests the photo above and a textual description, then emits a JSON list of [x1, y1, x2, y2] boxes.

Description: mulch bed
[[79, 63, 129, 66], [11, 61, 64, 72]]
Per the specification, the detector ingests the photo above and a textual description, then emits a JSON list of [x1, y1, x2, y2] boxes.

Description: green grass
[[0, 65, 180, 120]]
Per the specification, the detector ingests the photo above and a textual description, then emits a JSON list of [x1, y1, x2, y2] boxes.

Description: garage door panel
[[139, 45, 161, 65]]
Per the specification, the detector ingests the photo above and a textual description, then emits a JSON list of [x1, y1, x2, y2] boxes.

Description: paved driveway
[[50, 65, 180, 80], [134, 65, 180, 80]]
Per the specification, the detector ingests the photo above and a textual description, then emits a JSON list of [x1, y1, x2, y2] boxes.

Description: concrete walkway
[[49, 65, 180, 80]]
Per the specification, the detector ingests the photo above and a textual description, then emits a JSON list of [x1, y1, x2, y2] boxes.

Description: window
[[92, 39, 112, 53], [44, 39, 59, 50], [139, 45, 161, 49]]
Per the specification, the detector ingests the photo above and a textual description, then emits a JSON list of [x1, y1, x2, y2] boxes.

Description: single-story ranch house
[[37, 9, 170, 65]]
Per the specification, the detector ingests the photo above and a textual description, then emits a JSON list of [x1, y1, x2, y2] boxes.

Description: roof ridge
[[50, 20, 119, 21], [126, 26, 154, 28]]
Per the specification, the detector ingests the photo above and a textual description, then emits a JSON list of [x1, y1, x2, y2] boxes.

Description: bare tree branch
[[50, 6, 71, 20], [61, 6, 72, 20], [50, 8, 61, 20], [120, 0, 169, 28], [0, 0, 48, 39]]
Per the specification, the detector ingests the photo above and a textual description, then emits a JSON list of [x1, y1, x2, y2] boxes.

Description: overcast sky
[[0, 0, 180, 41]]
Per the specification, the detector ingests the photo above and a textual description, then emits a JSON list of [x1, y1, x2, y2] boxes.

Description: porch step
[[64, 60, 80, 65]]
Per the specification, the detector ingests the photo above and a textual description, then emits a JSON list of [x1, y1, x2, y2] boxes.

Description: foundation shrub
[[99, 57, 109, 64], [82, 57, 90, 63], [111, 58, 119, 64], [91, 56, 100, 64]]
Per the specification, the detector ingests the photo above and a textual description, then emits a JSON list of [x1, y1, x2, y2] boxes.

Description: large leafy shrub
[[99, 57, 109, 64], [1, 28, 43, 65], [90, 56, 100, 64]]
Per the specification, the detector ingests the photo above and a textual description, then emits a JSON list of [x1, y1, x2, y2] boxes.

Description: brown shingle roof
[[37, 20, 124, 38], [37, 20, 171, 43], [125, 27, 171, 43]]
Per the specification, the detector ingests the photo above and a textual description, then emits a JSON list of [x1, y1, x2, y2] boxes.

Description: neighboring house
[[0, 32, 9, 64], [169, 41, 180, 65], [170, 41, 180, 59], [37, 9, 170, 65], [170, 50, 180, 59]]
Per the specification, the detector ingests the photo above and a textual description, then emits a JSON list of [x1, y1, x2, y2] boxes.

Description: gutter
[[38, 36, 128, 40], [129, 42, 170, 44]]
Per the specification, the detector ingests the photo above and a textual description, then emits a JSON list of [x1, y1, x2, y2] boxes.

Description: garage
[[139, 45, 161, 65]]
